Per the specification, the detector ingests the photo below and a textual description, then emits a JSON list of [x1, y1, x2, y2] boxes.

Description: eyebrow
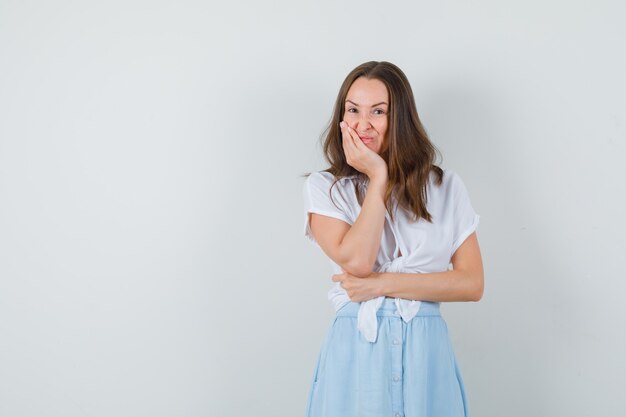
[[345, 99, 388, 107]]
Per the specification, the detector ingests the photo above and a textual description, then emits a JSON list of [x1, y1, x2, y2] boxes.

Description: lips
[[360, 136, 374, 143]]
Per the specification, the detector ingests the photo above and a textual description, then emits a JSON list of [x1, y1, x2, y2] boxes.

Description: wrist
[[368, 173, 388, 186], [377, 272, 390, 297], [367, 177, 388, 199]]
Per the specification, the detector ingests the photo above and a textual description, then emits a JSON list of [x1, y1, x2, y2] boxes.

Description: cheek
[[375, 120, 388, 135]]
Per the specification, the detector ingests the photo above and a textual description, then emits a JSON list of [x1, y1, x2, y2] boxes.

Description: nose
[[356, 115, 372, 133]]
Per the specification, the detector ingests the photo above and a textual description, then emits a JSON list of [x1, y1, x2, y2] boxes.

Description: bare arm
[[377, 232, 484, 302], [309, 175, 388, 277], [309, 121, 390, 277]]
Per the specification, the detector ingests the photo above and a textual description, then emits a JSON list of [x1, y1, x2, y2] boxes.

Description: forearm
[[379, 268, 484, 302], [338, 176, 387, 277]]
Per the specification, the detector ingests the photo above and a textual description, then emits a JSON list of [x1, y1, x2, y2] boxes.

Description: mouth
[[359, 136, 374, 143]]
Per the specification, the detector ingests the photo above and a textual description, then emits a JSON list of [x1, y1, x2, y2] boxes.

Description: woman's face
[[343, 77, 389, 154]]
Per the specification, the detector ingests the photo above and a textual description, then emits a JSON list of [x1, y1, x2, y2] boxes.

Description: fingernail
[[340, 121, 345, 129]]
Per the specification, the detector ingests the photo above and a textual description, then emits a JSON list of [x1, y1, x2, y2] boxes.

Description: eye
[[373, 109, 386, 115], [346, 107, 357, 113]]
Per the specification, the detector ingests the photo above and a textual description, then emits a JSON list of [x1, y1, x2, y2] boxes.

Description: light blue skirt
[[305, 298, 470, 417]]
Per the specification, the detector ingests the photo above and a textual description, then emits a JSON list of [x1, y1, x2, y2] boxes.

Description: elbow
[[341, 257, 375, 278], [470, 288, 483, 302], [469, 273, 484, 302]]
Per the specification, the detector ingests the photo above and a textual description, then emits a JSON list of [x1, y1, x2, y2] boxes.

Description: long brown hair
[[304, 61, 443, 223]]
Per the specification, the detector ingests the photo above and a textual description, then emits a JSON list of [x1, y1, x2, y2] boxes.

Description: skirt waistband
[[336, 298, 441, 318]]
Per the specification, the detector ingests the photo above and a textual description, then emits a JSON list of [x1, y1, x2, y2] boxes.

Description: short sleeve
[[303, 172, 353, 245], [450, 172, 480, 254]]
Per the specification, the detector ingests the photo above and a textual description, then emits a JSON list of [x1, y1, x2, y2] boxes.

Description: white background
[[1, 1, 625, 416]]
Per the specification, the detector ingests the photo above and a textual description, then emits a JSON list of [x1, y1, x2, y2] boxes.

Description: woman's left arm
[[379, 232, 484, 302]]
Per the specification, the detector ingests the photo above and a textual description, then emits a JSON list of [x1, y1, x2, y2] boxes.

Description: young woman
[[302, 61, 484, 417]]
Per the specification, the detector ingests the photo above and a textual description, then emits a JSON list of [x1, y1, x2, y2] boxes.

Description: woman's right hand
[[340, 121, 388, 181]]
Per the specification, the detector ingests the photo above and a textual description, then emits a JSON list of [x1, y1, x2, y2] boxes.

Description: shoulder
[[437, 168, 475, 204], [426, 167, 452, 191], [305, 171, 356, 188], [438, 168, 464, 189], [428, 168, 470, 202]]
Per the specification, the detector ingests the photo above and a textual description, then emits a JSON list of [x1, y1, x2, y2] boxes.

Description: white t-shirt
[[302, 168, 480, 342]]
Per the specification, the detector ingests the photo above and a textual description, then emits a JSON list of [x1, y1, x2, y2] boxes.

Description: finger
[[344, 127, 369, 161], [345, 124, 360, 148], [346, 127, 366, 162], [346, 125, 367, 151], [340, 121, 354, 148], [340, 122, 356, 160]]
